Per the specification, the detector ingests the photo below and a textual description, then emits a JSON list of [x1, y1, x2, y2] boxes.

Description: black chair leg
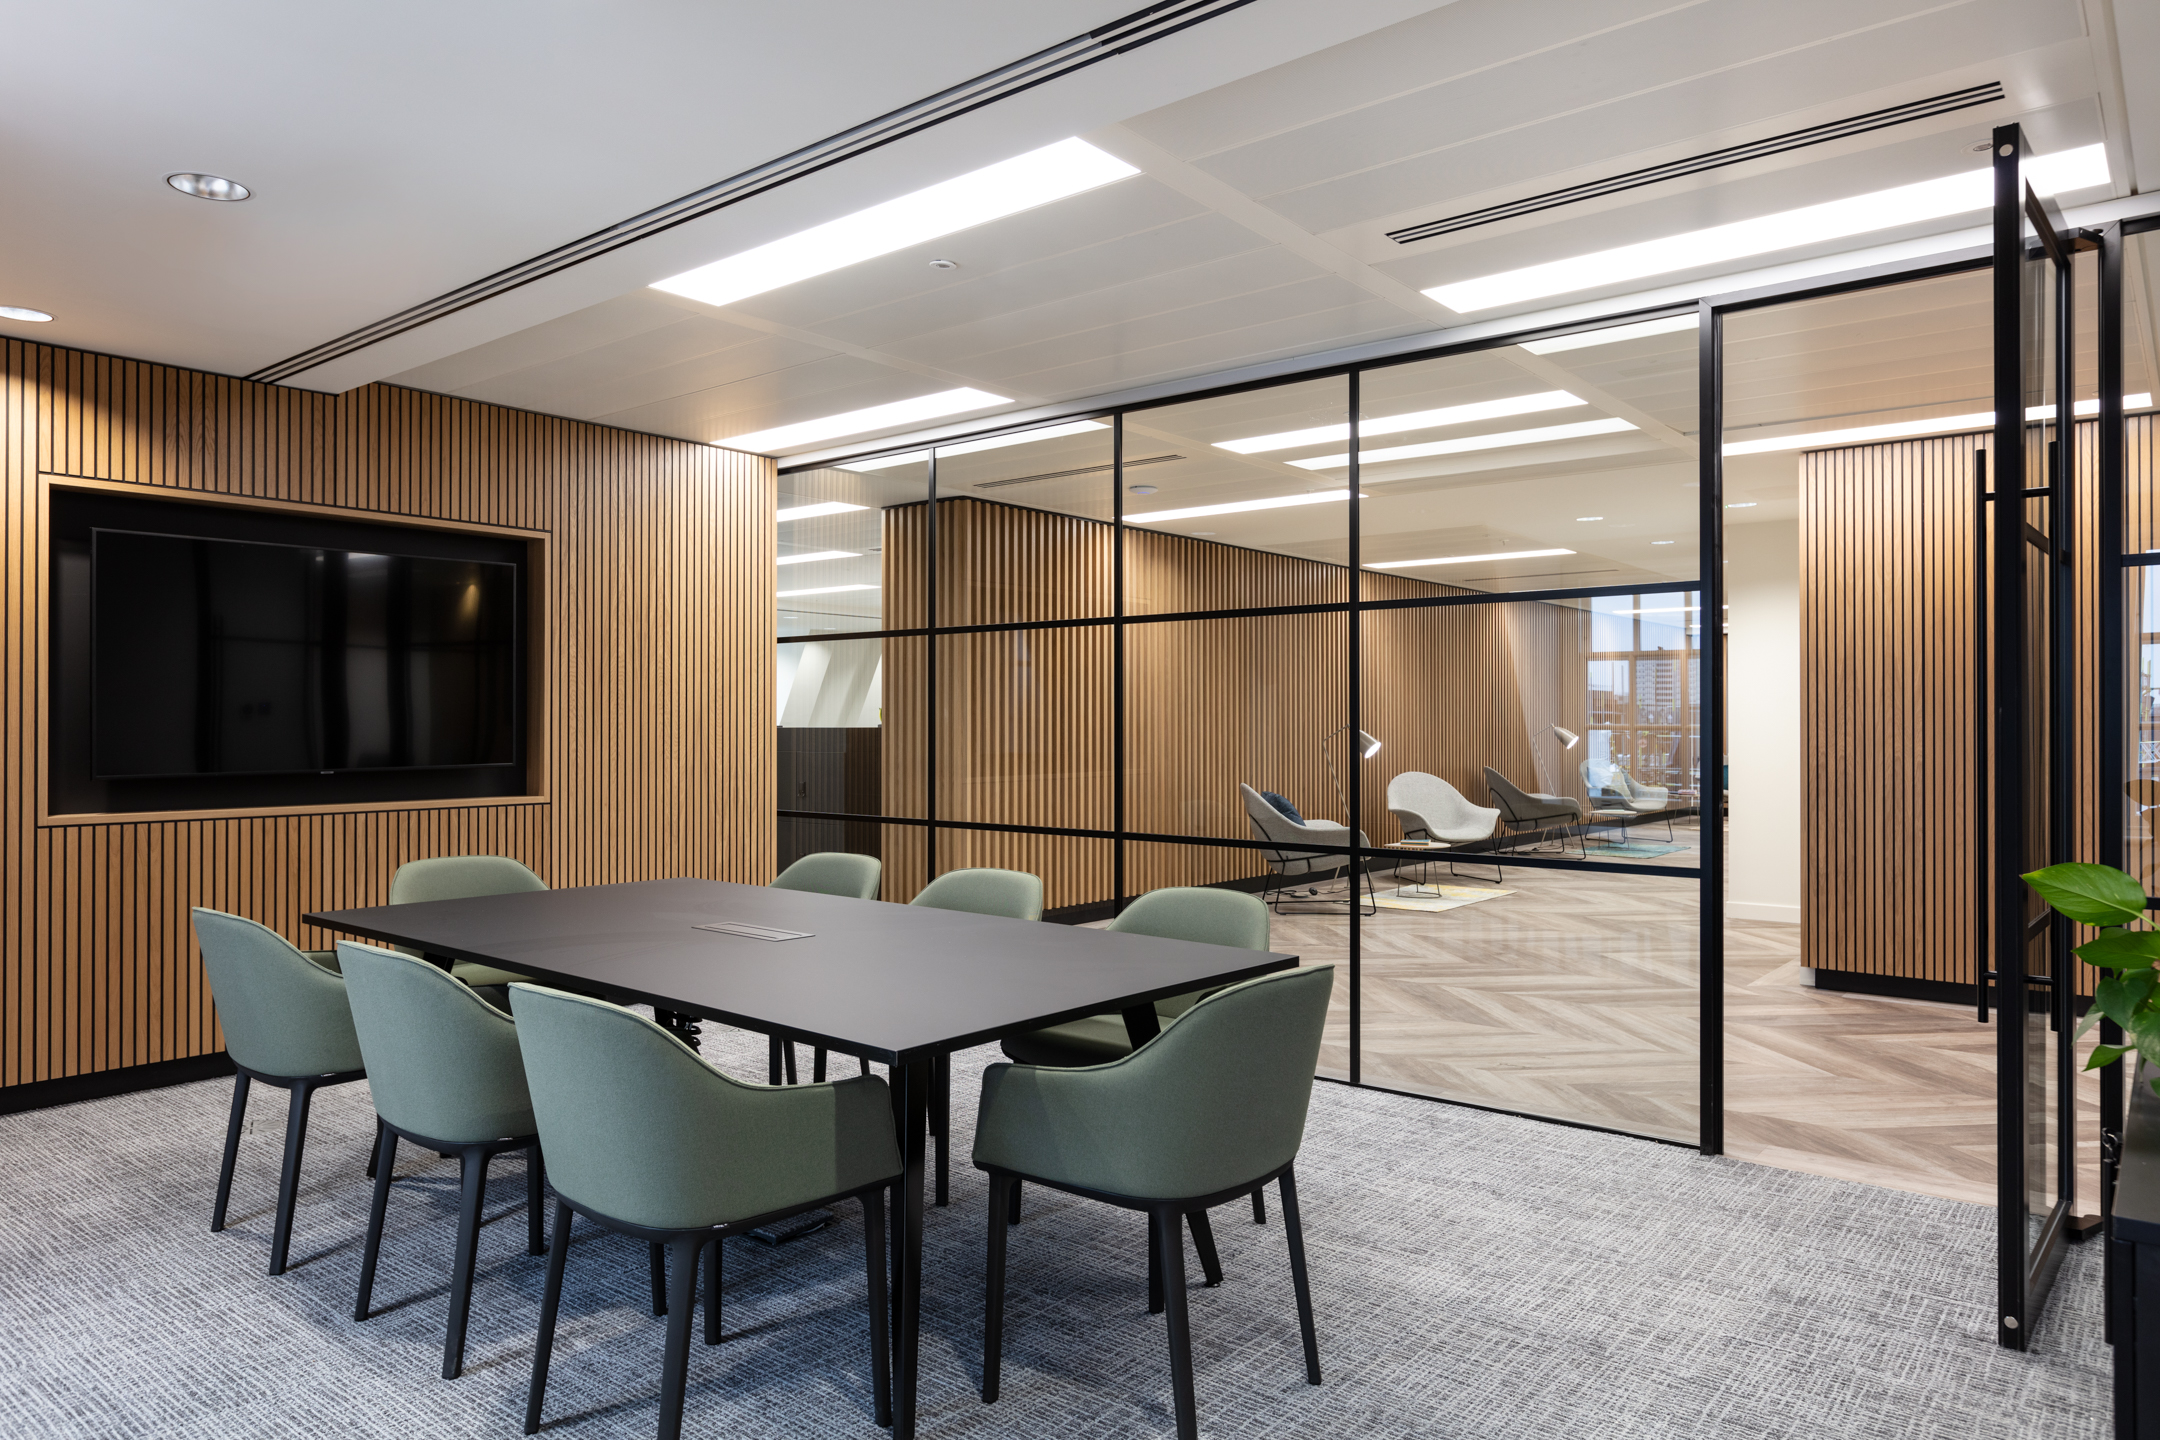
[[1147, 1211, 1164, 1315], [527, 1145, 546, 1256], [983, 1176, 1010, 1403], [211, 1071, 251, 1232], [354, 1129, 401, 1320], [656, 1235, 702, 1440], [933, 1054, 949, 1207], [267, 1078, 317, 1276], [524, 1197, 574, 1435], [702, 1237, 722, 1346], [866, 1189, 892, 1425], [784, 1041, 799, 1085], [768, 1035, 784, 1085], [442, 1147, 490, 1379], [367, 1115, 385, 1179], [1251, 1188, 1267, 1225], [813, 1046, 829, 1083], [1187, 1210, 1223, 1287], [1009, 1180, 1021, 1225], [1278, 1167, 1322, 1385], [649, 1242, 668, 1316], [1154, 1204, 1200, 1440]]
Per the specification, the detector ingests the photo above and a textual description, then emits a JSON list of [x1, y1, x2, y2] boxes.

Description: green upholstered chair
[[510, 983, 901, 1440], [339, 941, 545, 1380], [389, 855, 546, 998], [770, 852, 882, 1084], [772, 851, 882, 901], [1000, 886, 1275, 1227], [907, 867, 1043, 1205], [974, 964, 1332, 1440], [192, 907, 375, 1277], [1003, 888, 1269, 1068], [909, 866, 1043, 921]]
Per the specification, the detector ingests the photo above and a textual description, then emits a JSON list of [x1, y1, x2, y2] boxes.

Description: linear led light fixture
[[1126, 491, 1359, 524], [778, 583, 881, 598], [840, 419, 1109, 472], [1215, 392, 1585, 455], [1292, 416, 1637, 471], [1366, 548, 1576, 569], [1519, 315, 1700, 355], [776, 500, 870, 522], [1428, 144, 2110, 313], [776, 549, 859, 566], [1723, 393, 2152, 455], [652, 138, 1137, 310], [723, 387, 1009, 454]]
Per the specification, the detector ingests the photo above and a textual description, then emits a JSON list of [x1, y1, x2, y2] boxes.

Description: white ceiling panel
[[591, 353, 950, 443], [109, 0, 2143, 470]]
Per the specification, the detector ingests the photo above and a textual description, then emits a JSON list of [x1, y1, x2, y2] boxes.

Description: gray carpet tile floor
[[0, 1023, 2109, 1439]]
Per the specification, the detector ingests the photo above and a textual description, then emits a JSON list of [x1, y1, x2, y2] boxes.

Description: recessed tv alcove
[[49, 487, 534, 817]]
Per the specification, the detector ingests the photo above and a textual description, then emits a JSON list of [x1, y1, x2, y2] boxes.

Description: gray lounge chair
[[1239, 784, 1373, 913], [1386, 771, 1503, 884], [1483, 766, 1586, 856]]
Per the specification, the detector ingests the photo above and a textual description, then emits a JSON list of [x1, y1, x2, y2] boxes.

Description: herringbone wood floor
[[1286, 821, 2101, 1210]]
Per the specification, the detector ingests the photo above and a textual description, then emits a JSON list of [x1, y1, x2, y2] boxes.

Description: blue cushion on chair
[[1260, 791, 1305, 823]]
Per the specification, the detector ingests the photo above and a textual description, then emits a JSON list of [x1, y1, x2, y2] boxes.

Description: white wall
[[1726, 518, 1801, 925]]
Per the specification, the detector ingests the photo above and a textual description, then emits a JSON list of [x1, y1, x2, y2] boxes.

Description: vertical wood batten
[[2, 344, 774, 1089]]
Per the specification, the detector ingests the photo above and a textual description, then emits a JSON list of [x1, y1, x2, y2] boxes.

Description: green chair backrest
[[1109, 887, 1269, 950], [909, 867, 1043, 921], [338, 942, 534, 1145], [1108, 887, 1272, 1019], [191, 907, 364, 1079], [507, 984, 901, 1230], [976, 964, 1333, 1200], [772, 852, 881, 901], [391, 855, 549, 905]]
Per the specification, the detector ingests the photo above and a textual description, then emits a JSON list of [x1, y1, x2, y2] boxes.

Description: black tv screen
[[91, 529, 519, 778]]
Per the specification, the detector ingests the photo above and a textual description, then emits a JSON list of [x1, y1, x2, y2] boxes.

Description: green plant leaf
[[2132, 1011, 2160, 1062], [2075, 930, 2160, 970], [2024, 862, 2149, 926], [2086, 1043, 2132, 1071], [2095, 970, 2160, 1028]]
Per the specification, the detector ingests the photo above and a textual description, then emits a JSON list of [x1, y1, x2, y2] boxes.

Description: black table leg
[[889, 1058, 929, 1439], [1121, 1006, 1161, 1050], [768, 1035, 785, 1085]]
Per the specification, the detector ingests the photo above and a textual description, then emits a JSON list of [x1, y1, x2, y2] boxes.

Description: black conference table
[[304, 876, 1298, 1438]]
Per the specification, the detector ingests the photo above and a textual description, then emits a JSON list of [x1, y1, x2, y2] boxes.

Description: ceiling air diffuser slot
[[248, 0, 1263, 386], [1386, 81, 2007, 245]]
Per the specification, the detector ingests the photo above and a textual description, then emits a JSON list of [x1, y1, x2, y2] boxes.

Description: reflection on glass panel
[[1351, 865, 1699, 1141], [864, 635, 927, 819], [777, 636, 886, 863], [776, 458, 928, 636], [1126, 613, 1349, 846], [2131, 570, 2160, 889], [936, 629, 1112, 914], [1355, 319, 1699, 600], [927, 420, 1116, 625], [1121, 840, 1350, 1082], [1359, 595, 1705, 869], [1121, 376, 1349, 615]]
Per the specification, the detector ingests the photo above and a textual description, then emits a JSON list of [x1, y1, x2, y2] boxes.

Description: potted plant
[[2024, 861, 2160, 1088]]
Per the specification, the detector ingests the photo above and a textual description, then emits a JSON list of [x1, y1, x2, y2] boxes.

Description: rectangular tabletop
[[303, 877, 1298, 1063]]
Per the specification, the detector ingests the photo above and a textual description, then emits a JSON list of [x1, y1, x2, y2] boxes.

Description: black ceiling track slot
[[248, 0, 1263, 386], [1385, 81, 2007, 246]]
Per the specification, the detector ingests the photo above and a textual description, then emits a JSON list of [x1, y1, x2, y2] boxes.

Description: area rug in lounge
[[1373, 884, 1512, 913]]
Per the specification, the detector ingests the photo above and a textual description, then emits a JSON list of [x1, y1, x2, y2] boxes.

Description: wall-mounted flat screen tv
[[91, 530, 519, 779]]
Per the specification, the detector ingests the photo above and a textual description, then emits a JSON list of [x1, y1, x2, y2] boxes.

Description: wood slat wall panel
[[1801, 423, 2113, 989], [2, 339, 774, 1089]]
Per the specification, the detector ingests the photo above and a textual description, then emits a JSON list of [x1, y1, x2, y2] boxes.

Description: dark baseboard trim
[[0, 1052, 235, 1115], [1811, 968, 1981, 1005]]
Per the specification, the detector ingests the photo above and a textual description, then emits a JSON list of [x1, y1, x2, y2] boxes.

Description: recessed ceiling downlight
[[0, 306, 53, 323], [168, 173, 251, 201]]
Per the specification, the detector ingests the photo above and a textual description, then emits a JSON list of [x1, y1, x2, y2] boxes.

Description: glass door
[[1990, 121, 2080, 1348]]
